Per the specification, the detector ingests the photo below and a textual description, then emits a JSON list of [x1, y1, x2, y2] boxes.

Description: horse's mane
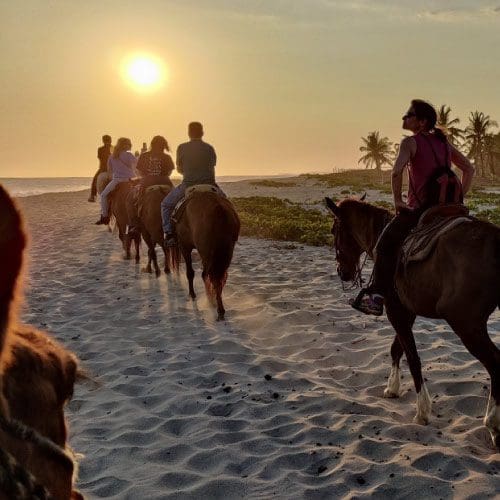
[[337, 198, 391, 220], [336, 198, 392, 256]]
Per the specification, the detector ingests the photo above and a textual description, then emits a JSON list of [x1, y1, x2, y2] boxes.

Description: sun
[[122, 54, 166, 92]]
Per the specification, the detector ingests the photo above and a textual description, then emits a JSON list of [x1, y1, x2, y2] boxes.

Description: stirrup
[[349, 290, 384, 316], [165, 234, 177, 248]]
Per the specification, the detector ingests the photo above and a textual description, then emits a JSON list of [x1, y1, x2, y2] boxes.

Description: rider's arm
[[391, 137, 414, 210], [176, 145, 184, 175], [450, 144, 475, 196], [136, 154, 147, 177]]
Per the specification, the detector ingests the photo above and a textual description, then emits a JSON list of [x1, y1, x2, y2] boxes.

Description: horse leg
[[183, 249, 196, 299], [162, 245, 170, 275], [447, 319, 500, 448], [216, 287, 225, 321], [150, 246, 160, 277], [384, 335, 405, 398], [134, 235, 140, 264], [386, 301, 430, 424], [141, 233, 154, 274]]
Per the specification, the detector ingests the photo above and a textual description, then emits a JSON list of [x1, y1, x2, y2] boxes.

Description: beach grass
[[231, 196, 332, 246]]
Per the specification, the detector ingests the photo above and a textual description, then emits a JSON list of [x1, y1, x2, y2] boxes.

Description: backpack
[[417, 135, 463, 209]]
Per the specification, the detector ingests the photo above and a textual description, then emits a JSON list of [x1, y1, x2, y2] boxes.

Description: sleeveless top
[[407, 133, 451, 209]]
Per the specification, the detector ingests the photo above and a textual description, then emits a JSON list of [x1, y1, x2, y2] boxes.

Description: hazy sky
[[1, 0, 499, 177]]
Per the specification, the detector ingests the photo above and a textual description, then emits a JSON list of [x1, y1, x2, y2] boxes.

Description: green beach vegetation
[[249, 179, 297, 188], [231, 196, 332, 246], [230, 171, 500, 246]]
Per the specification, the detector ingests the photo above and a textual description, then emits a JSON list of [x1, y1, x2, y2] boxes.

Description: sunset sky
[[1, 0, 499, 177]]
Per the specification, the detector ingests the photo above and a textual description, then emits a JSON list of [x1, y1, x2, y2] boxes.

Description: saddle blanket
[[401, 216, 471, 264]]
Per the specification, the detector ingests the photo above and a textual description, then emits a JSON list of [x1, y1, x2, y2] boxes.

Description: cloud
[[417, 5, 500, 23]]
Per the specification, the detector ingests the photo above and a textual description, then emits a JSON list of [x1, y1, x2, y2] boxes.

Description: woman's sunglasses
[[402, 112, 416, 120]]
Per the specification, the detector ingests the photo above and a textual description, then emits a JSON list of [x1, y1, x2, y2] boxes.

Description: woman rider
[[351, 99, 475, 316], [96, 137, 137, 225], [126, 135, 174, 236]]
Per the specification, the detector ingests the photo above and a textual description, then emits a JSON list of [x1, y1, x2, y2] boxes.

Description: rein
[[334, 205, 392, 289]]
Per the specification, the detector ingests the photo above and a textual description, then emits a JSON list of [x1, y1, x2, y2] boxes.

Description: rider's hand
[[394, 200, 408, 214]]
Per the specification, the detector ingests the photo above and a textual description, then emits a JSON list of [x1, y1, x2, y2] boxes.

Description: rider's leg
[[160, 183, 186, 244], [89, 170, 99, 201], [97, 179, 120, 224], [352, 211, 419, 315]]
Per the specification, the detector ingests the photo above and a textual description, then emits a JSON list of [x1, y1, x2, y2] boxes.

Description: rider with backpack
[[351, 99, 475, 316]]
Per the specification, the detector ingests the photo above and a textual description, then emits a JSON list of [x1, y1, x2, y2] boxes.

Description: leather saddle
[[401, 204, 471, 265]]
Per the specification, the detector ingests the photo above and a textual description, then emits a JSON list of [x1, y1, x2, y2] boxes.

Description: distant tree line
[[358, 105, 500, 177]]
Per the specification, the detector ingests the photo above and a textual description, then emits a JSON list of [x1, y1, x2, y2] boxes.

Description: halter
[[333, 209, 392, 290]]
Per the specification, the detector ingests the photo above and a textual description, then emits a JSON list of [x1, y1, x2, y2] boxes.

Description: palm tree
[[464, 111, 498, 176], [358, 131, 393, 171], [436, 104, 464, 146]]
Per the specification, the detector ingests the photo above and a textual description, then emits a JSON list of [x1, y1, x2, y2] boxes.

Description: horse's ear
[[325, 197, 340, 216], [360, 192, 367, 202]]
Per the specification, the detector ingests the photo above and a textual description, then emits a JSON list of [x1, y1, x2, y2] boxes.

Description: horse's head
[[325, 196, 366, 284]]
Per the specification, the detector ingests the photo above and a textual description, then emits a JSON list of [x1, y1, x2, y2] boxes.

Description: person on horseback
[[95, 137, 137, 225], [88, 135, 112, 202], [126, 135, 175, 236], [161, 121, 220, 247], [351, 99, 475, 316]]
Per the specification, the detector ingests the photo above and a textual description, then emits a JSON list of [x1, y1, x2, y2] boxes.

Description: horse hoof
[[217, 314, 225, 321], [155, 270, 161, 278], [142, 267, 152, 274], [383, 389, 399, 398], [413, 415, 429, 426]]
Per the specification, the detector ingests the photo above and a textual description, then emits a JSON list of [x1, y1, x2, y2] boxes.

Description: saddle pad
[[185, 184, 218, 196], [402, 216, 471, 264], [172, 185, 220, 224]]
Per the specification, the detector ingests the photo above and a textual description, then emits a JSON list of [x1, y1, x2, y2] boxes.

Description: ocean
[[0, 175, 294, 198]]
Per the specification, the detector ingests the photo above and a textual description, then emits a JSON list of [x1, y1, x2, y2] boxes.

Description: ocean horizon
[[0, 174, 298, 198]]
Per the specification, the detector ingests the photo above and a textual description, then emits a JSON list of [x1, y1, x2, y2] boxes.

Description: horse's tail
[[0, 186, 26, 357], [203, 203, 239, 302], [168, 244, 182, 273]]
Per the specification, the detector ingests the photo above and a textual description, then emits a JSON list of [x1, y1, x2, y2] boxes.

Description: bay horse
[[170, 190, 240, 320], [97, 173, 140, 262], [139, 185, 172, 277], [325, 196, 500, 448], [0, 185, 83, 498]]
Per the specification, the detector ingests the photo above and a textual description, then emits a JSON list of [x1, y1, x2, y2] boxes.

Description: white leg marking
[[413, 383, 431, 425], [384, 366, 400, 398], [484, 395, 500, 447]]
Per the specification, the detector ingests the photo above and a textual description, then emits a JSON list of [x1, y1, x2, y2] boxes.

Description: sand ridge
[[16, 185, 500, 499]]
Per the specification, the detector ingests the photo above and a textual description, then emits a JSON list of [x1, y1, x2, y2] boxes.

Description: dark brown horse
[[325, 196, 500, 448], [0, 185, 82, 499], [170, 191, 240, 320], [97, 174, 140, 262], [139, 185, 172, 277]]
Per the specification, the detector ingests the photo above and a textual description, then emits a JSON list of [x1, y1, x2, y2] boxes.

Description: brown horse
[[97, 174, 140, 262], [325, 196, 500, 448], [170, 191, 240, 320], [139, 185, 172, 276], [0, 185, 82, 499]]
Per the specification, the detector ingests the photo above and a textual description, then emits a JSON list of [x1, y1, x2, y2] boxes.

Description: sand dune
[[16, 183, 500, 499]]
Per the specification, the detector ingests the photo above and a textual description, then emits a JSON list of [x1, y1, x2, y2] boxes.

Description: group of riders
[[89, 121, 222, 248], [89, 100, 476, 317]]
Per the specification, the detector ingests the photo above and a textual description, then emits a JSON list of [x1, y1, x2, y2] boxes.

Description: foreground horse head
[[170, 191, 240, 320], [0, 184, 82, 498], [325, 195, 500, 449], [140, 185, 172, 277]]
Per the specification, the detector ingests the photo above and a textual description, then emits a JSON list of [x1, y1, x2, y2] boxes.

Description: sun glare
[[123, 54, 166, 92]]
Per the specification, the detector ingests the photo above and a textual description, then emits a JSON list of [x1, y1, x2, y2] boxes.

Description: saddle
[[171, 184, 221, 224], [401, 204, 471, 265]]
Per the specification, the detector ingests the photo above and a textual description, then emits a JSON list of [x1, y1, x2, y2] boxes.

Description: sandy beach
[[15, 181, 500, 499]]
